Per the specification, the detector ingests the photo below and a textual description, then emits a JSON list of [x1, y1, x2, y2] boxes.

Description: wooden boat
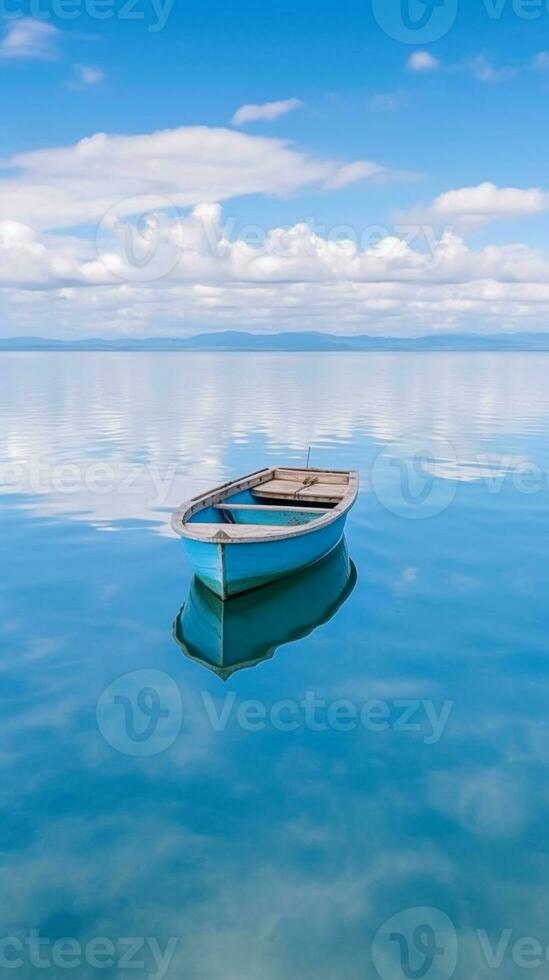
[[173, 539, 357, 679], [171, 466, 359, 599]]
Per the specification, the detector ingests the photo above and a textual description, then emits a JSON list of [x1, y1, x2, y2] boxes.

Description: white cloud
[[73, 64, 105, 85], [231, 98, 304, 126], [324, 161, 387, 188], [2, 127, 549, 338], [0, 125, 388, 231], [4, 205, 549, 337], [0, 17, 60, 61], [408, 50, 516, 83], [407, 50, 440, 72], [403, 182, 549, 228], [465, 53, 516, 83]]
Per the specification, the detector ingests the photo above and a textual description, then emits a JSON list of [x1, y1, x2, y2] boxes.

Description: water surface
[[1, 352, 549, 979]]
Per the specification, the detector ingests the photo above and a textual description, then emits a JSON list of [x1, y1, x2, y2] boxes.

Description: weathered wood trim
[[171, 467, 359, 545], [273, 467, 349, 485]]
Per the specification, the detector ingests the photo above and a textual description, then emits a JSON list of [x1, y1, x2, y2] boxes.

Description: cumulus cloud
[[4, 204, 549, 337], [0, 220, 98, 288], [402, 182, 549, 229], [407, 50, 440, 72], [0, 125, 389, 231], [231, 98, 304, 125], [0, 17, 60, 61], [2, 125, 549, 338]]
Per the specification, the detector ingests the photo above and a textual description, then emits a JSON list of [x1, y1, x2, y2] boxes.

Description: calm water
[[2, 352, 549, 979]]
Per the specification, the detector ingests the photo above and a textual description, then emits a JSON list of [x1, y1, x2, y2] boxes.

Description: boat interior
[[186, 468, 352, 532]]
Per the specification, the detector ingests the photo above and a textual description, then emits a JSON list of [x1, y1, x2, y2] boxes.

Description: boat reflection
[[173, 539, 357, 680]]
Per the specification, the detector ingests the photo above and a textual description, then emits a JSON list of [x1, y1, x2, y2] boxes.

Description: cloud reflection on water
[[2, 352, 549, 532], [2, 352, 549, 977]]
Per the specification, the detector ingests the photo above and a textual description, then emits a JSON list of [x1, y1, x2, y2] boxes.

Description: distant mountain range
[[3, 331, 549, 352]]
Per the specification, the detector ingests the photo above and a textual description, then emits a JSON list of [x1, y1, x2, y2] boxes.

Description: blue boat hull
[[173, 539, 357, 678], [182, 511, 349, 599]]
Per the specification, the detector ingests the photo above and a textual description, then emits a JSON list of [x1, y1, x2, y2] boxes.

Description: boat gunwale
[[171, 466, 359, 545]]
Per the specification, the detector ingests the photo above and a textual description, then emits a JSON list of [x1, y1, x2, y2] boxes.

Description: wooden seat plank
[[184, 522, 285, 540], [274, 468, 349, 485], [253, 479, 346, 502]]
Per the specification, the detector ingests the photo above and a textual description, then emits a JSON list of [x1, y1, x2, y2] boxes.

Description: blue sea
[[2, 352, 549, 979]]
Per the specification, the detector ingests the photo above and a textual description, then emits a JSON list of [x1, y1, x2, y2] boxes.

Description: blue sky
[[2, 0, 549, 336]]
